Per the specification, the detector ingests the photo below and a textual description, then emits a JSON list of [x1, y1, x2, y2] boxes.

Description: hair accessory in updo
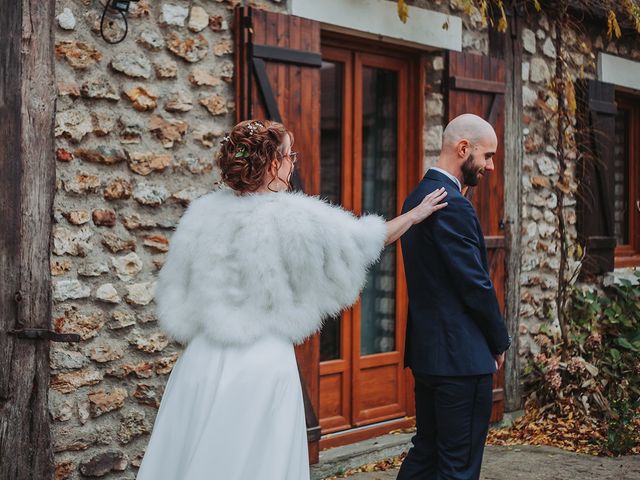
[[234, 144, 249, 158], [215, 120, 294, 193], [246, 121, 263, 135]]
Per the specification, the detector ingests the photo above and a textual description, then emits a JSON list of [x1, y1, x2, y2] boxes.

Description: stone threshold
[[311, 431, 413, 480], [310, 410, 525, 480]]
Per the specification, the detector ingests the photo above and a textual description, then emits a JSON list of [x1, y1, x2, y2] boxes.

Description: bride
[[136, 120, 447, 479]]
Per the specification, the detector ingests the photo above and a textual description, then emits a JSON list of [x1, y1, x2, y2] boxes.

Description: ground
[[330, 445, 640, 480]]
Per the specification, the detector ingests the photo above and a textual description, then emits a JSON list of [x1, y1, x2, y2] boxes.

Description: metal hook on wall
[[100, 0, 139, 44]]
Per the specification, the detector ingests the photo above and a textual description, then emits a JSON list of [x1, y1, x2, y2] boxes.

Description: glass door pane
[[360, 67, 398, 356], [320, 60, 344, 361]]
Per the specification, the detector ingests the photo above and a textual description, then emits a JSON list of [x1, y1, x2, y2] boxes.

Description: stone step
[[310, 431, 413, 480]]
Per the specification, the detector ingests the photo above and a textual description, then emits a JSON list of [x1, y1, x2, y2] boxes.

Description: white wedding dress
[[136, 189, 388, 480], [136, 334, 309, 480]]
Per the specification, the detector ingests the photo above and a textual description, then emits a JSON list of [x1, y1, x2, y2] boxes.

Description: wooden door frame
[[0, 1, 57, 478], [318, 33, 424, 449], [318, 46, 354, 435], [352, 51, 409, 427], [613, 91, 640, 268], [489, 16, 524, 412]]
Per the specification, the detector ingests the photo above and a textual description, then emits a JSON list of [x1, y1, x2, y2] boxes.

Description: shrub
[[523, 271, 640, 455]]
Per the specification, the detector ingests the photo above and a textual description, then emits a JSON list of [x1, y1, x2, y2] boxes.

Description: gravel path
[[337, 445, 640, 480]]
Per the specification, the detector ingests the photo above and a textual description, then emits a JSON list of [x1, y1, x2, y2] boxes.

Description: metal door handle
[[9, 328, 80, 342]]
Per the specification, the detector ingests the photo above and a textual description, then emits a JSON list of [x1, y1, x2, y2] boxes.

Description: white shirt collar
[[429, 167, 462, 192]]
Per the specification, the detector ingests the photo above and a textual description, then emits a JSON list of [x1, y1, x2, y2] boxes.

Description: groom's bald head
[[442, 114, 496, 151], [437, 114, 498, 187]]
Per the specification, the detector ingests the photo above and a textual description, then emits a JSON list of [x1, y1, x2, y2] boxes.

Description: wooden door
[[318, 43, 422, 440], [234, 5, 323, 461], [446, 51, 506, 422]]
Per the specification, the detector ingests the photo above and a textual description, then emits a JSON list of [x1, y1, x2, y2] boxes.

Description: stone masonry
[[516, 13, 640, 357], [51, 1, 284, 478]]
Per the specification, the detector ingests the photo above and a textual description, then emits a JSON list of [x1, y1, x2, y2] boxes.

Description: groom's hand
[[494, 353, 505, 370]]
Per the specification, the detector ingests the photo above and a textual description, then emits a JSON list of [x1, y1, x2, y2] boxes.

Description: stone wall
[[50, 1, 284, 478], [516, 12, 640, 358]]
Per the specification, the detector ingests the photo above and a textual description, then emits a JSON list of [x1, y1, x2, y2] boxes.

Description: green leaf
[[610, 348, 622, 363], [615, 337, 638, 351], [628, 330, 640, 343], [234, 145, 249, 158]]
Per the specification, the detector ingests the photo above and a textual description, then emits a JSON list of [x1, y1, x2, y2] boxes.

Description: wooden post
[[490, 6, 524, 412], [0, 1, 57, 478]]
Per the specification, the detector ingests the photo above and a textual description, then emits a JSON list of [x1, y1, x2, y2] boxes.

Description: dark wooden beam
[[252, 44, 322, 68], [491, 3, 524, 412], [449, 76, 506, 94], [0, 0, 23, 406], [0, 1, 57, 478], [252, 57, 283, 123]]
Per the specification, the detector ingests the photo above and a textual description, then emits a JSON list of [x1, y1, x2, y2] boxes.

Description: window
[[614, 93, 640, 267]]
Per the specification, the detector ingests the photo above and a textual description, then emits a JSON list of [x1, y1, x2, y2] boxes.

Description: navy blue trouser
[[396, 374, 493, 480]]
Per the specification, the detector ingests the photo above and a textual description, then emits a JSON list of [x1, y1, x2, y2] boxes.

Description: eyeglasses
[[287, 151, 298, 164]]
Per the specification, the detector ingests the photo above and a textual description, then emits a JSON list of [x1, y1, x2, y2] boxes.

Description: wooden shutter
[[234, 6, 322, 462], [235, 6, 321, 194], [576, 79, 617, 277], [446, 51, 506, 423]]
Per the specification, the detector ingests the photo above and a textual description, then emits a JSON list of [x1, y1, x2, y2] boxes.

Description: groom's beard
[[461, 153, 483, 187]]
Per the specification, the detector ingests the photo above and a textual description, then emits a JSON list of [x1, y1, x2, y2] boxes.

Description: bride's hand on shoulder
[[410, 187, 448, 224], [383, 187, 448, 246]]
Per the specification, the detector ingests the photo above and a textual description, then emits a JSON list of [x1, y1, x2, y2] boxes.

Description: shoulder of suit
[[441, 192, 476, 217]]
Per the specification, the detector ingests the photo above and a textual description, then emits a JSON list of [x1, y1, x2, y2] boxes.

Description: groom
[[398, 114, 511, 480]]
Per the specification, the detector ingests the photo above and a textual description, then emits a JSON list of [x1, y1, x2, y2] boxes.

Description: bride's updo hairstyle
[[216, 120, 294, 193]]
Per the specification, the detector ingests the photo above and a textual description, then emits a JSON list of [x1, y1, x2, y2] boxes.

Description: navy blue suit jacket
[[401, 169, 510, 377]]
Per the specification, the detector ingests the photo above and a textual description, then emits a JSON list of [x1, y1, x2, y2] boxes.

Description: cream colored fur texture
[[155, 189, 387, 346]]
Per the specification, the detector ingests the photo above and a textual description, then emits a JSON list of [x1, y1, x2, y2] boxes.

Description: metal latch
[[9, 328, 80, 343]]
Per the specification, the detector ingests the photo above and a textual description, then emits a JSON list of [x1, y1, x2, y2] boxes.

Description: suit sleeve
[[429, 196, 511, 355]]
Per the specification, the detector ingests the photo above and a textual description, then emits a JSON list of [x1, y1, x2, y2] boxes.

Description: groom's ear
[[456, 139, 471, 158]]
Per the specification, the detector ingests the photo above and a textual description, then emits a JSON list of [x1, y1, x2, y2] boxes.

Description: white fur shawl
[[155, 189, 387, 346]]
